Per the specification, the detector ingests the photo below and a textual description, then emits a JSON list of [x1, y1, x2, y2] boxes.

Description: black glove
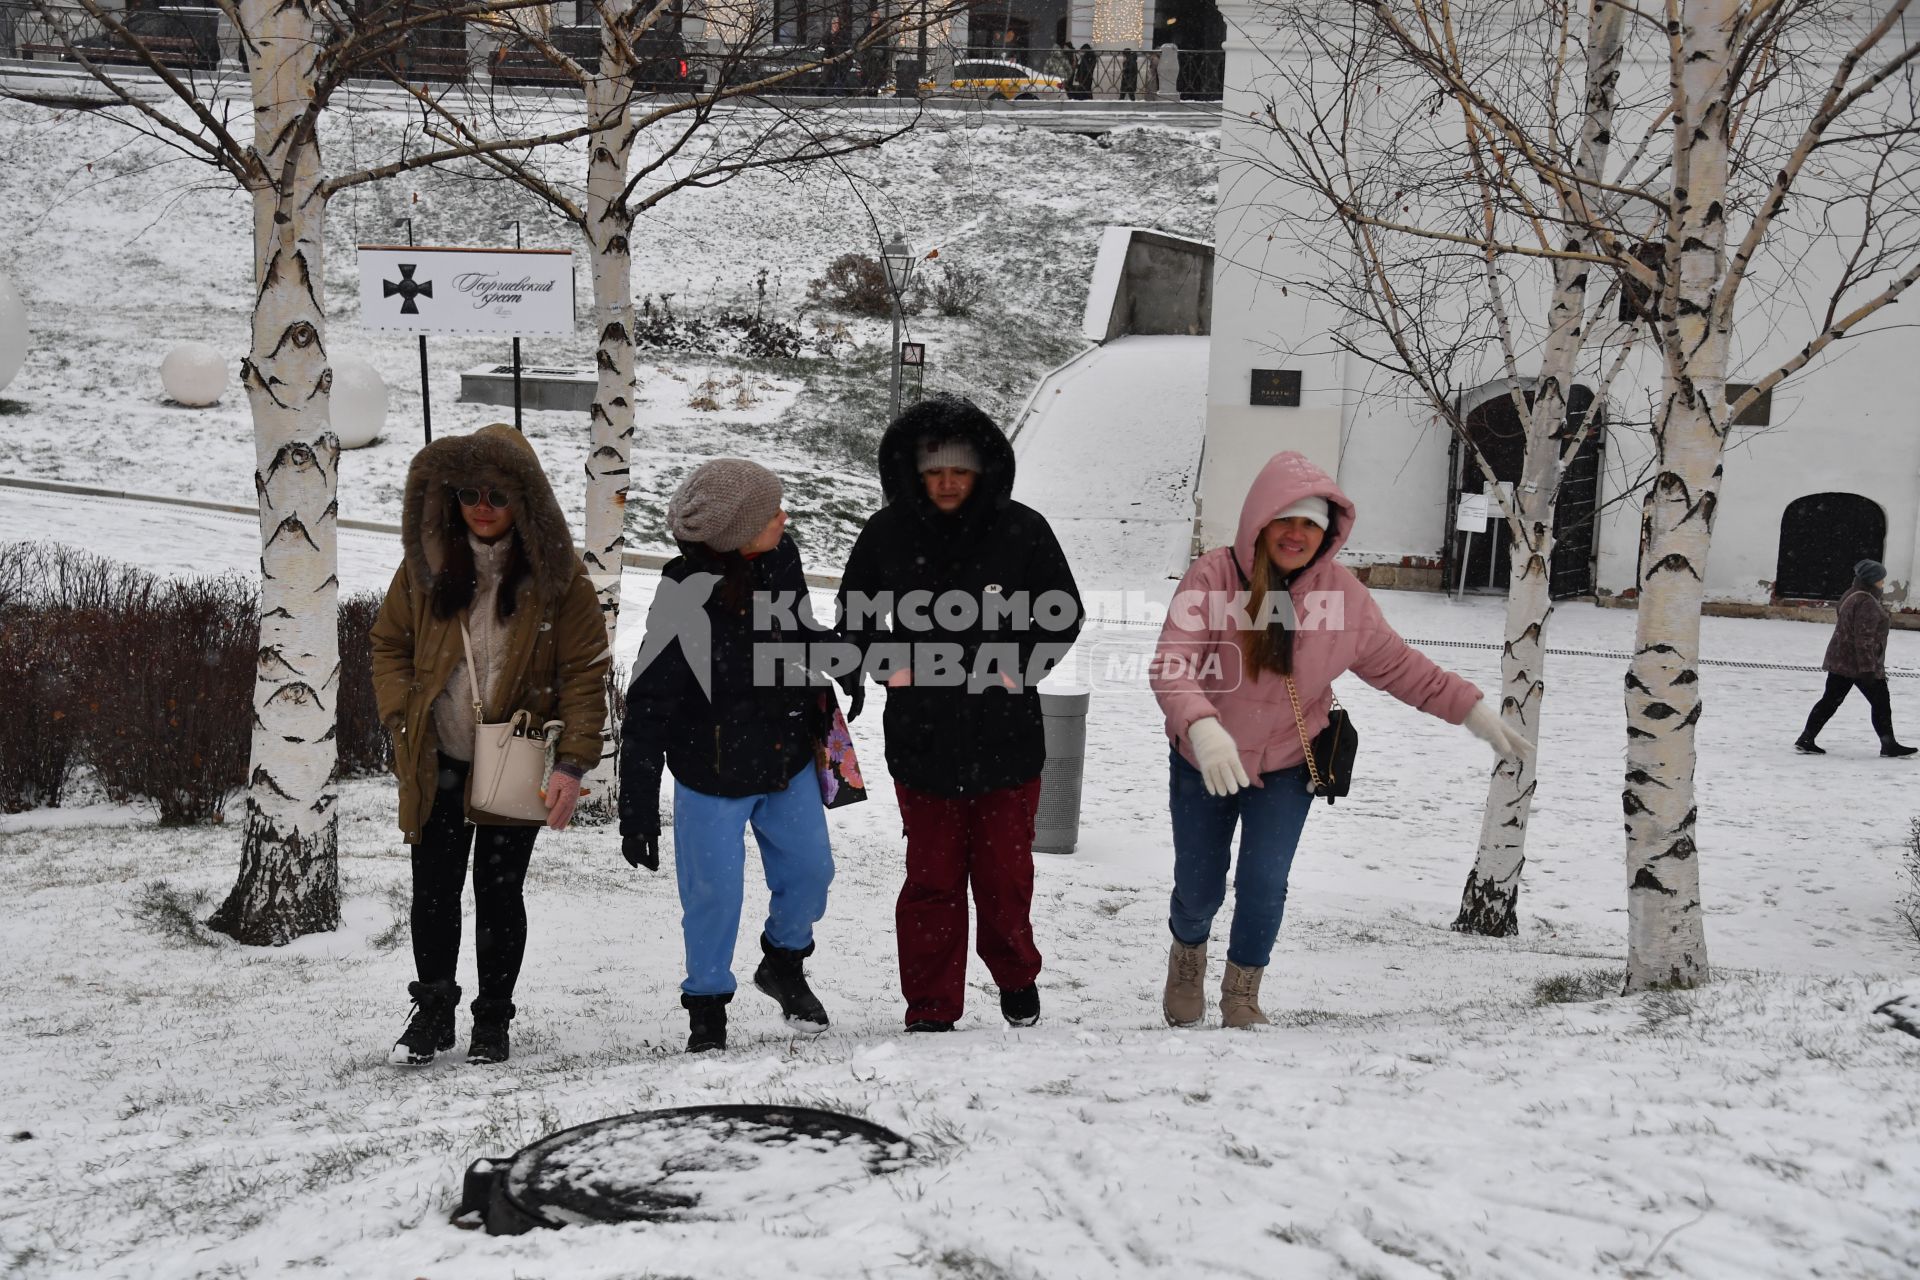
[[845, 681, 866, 722], [622, 834, 659, 871]]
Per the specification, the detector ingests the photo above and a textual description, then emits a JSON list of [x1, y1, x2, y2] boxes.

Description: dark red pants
[[894, 778, 1044, 1024]]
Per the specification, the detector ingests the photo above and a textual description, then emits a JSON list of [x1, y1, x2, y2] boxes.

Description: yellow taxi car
[[916, 59, 1067, 101]]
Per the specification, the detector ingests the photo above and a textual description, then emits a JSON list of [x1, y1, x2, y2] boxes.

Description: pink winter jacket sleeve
[[1150, 548, 1234, 743]]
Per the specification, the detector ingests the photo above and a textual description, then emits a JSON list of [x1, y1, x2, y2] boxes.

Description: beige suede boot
[[1162, 939, 1208, 1027], [1219, 961, 1271, 1028]]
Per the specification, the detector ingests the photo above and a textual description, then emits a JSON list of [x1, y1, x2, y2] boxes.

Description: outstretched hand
[[1187, 717, 1251, 797], [1463, 699, 1534, 763]]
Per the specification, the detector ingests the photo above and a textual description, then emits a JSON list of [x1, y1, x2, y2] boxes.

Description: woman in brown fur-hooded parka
[[371, 424, 610, 1067]]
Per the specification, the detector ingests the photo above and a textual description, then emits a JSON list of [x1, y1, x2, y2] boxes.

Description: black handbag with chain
[[1285, 675, 1357, 804]]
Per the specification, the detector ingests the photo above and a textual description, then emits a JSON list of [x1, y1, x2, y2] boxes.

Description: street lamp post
[[881, 232, 915, 421]]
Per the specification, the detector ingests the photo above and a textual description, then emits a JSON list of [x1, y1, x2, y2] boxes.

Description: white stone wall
[[1206, 0, 1920, 603]]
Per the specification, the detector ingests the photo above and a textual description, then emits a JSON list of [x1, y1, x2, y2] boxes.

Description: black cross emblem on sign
[[383, 263, 432, 315]]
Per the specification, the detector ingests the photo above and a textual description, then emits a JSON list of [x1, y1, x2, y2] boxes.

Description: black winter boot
[[388, 979, 460, 1066], [468, 998, 516, 1065], [683, 992, 731, 1053], [1882, 737, 1918, 758], [1793, 736, 1825, 754], [999, 984, 1040, 1028], [905, 1019, 954, 1033], [751, 934, 829, 1033]]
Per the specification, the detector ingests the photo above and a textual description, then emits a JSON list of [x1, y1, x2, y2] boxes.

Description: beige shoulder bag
[[460, 617, 564, 822]]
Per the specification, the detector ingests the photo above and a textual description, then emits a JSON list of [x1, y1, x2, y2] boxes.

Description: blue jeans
[[674, 763, 834, 996], [1167, 748, 1314, 968]]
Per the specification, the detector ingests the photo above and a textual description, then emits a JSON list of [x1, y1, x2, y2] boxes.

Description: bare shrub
[[807, 252, 921, 317], [335, 592, 390, 779], [926, 261, 986, 318], [85, 574, 255, 826], [0, 543, 153, 813]]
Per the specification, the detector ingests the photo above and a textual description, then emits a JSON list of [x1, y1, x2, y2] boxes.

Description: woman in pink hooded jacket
[[1151, 452, 1529, 1028]]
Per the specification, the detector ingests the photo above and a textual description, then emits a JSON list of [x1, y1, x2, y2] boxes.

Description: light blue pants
[[674, 763, 834, 997]]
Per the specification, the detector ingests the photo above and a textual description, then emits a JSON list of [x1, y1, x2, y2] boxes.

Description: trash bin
[[1034, 687, 1090, 854], [894, 57, 921, 98]]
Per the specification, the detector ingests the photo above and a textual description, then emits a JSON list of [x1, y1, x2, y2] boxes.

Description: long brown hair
[[430, 497, 529, 621]]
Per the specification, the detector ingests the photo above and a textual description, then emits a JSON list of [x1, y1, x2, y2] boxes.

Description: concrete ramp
[[1011, 334, 1209, 592]]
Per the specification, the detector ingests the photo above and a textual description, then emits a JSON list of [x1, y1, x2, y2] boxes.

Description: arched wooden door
[[1775, 493, 1885, 601], [1445, 384, 1603, 598]]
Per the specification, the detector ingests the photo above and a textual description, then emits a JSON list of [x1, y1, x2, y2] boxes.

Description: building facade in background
[[1203, 0, 1919, 611]]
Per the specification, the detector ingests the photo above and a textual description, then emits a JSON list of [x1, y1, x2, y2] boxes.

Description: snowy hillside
[[0, 98, 1216, 562]]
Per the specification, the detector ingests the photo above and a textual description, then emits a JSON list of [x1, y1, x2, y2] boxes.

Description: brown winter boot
[[1219, 961, 1271, 1029], [1163, 938, 1207, 1027]]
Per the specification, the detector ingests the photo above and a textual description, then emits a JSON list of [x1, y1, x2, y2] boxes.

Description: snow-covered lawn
[[4, 507, 1918, 1276]]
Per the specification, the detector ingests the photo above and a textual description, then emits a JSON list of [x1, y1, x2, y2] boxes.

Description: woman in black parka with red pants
[[837, 395, 1082, 1033]]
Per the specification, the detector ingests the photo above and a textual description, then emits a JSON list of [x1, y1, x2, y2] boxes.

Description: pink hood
[[1231, 450, 1357, 586], [1152, 451, 1482, 782]]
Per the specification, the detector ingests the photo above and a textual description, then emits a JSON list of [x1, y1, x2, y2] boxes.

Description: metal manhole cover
[[459, 1105, 914, 1234]]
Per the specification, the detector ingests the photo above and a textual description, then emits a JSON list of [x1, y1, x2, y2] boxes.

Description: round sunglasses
[[455, 487, 512, 509]]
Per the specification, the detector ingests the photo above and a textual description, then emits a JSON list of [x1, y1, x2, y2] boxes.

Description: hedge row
[[0, 542, 388, 821]]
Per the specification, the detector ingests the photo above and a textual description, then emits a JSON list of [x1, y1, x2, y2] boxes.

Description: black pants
[[411, 754, 539, 1001], [1802, 673, 1895, 743]]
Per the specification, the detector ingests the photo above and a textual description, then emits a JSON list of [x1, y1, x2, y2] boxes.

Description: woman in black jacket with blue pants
[[620, 459, 855, 1052]]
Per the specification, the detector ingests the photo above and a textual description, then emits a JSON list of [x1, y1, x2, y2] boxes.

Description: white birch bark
[[208, 0, 341, 943], [1621, 0, 1735, 991], [576, 18, 640, 821], [1455, 0, 1627, 936]]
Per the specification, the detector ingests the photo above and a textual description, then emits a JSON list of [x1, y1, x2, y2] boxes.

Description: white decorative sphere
[[160, 341, 229, 407], [0, 270, 28, 393], [329, 352, 388, 449]]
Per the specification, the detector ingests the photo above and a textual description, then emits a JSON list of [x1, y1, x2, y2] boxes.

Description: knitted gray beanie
[[917, 436, 981, 473], [667, 459, 782, 552]]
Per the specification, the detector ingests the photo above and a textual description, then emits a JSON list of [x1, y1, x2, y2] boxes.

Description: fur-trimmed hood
[[401, 424, 578, 605], [876, 394, 1017, 517]]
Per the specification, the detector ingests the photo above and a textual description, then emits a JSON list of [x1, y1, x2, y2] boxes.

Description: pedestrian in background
[[1796, 558, 1916, 757]]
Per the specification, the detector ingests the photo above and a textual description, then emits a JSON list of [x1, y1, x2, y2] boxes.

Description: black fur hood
[[876, 393, 1017, 516], [400, 423, 578, 605]]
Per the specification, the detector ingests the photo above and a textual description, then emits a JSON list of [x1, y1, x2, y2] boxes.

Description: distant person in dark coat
[[1796, 558, 1916, 757], [1069, 43, 1096, 100], [1119, 47, 1138, 100], [837, 395, 1082, 1032]]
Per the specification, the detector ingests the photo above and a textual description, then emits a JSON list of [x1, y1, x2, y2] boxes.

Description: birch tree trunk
[[576, 22, 639, 821], [208, 0, 341, 943], [1455, 0, 1628, 936], [1621, 0, 1734, 991]]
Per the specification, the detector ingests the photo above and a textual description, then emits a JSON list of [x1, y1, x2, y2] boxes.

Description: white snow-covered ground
[[4, 475, 1920, 1277], [4, 82, 1920, 1280]]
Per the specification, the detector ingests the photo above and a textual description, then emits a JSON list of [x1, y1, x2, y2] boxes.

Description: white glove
[[1187, 717, 1251, 797], [1463, 699, 1534, 763]]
